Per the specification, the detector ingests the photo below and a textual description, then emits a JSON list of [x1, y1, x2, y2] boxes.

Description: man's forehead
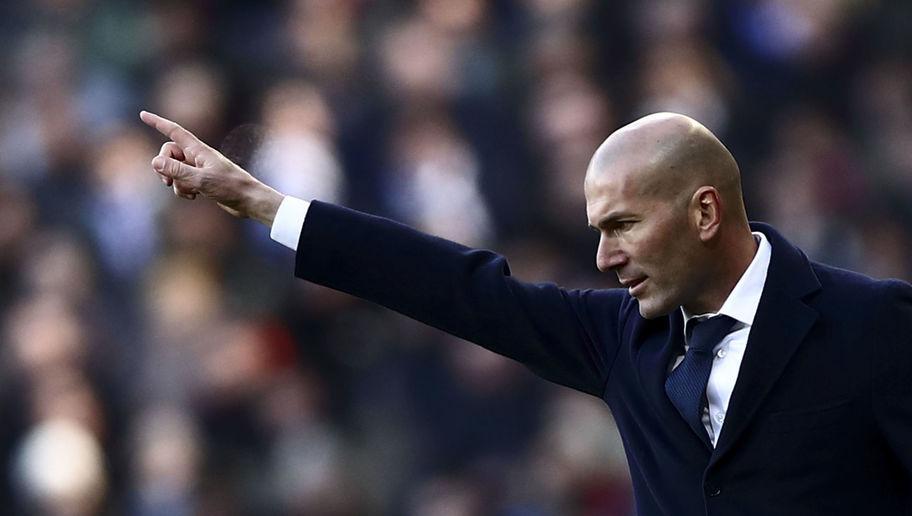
[[585, 178, 640, 220], [585, 152, 677, 225], [585, 153, 651, 197]]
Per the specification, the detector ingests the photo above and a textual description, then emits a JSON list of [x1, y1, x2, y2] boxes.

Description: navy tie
[[665, 314, 738, 446]]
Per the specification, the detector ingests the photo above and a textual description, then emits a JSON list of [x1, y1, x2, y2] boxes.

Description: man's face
[[585, 167, 701, 319]]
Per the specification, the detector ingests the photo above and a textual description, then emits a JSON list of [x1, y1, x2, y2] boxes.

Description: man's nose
[[596, 236, 627, 272]]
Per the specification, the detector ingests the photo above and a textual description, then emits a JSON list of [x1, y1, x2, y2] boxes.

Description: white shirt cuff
[[270, 196, 310, 251]]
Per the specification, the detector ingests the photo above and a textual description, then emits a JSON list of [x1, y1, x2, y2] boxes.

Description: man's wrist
[[245, 180, 285, 227]]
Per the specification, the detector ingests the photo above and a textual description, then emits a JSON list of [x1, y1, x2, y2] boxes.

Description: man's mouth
[[621, 277, 647, 296]]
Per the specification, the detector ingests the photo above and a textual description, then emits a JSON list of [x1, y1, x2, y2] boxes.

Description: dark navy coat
[[294, 201, 912, 516]]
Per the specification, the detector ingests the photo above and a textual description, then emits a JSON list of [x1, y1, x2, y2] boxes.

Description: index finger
[[139, 110, 204, 150]]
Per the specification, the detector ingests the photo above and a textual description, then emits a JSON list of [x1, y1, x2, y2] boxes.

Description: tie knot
[[686, 315, 738, 354]]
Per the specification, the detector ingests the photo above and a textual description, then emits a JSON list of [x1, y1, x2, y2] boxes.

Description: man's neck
[[685, 230, 759, 315]]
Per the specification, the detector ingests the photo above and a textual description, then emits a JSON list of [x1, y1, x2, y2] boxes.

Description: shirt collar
[[681, 231, 772, 328]]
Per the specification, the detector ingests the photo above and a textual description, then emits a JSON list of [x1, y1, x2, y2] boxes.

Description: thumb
[[152, 156, 200, 183]]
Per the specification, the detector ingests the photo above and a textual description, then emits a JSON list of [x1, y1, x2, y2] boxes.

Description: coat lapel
[[709, 222, 821, 464]]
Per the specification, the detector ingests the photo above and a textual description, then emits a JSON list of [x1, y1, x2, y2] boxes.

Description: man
[[141, 110, 912, 515]]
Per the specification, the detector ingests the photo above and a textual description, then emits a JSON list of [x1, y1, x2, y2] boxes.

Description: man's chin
[[636, 298, 674, 319]]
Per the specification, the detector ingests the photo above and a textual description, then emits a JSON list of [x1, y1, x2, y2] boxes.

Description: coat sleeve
[[871, 278, 912, 481], [293, 201, 629, 397]]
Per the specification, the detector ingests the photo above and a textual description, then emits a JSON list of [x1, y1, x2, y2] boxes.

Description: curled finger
[[152, 155, 201, 185], [160, 141, 186, 161], [172, 182, 197, 199]]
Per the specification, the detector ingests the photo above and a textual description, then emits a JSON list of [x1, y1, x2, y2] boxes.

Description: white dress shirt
[[270, 196, 773, 447]]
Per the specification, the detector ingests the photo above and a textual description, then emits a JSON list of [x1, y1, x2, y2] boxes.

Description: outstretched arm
[[296, 200, 627, 395]]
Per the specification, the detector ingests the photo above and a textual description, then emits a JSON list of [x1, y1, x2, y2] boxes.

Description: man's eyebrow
[[589, 211, 635, 231]]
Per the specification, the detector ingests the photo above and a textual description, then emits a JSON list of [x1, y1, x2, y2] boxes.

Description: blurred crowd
[[0, 0, 910, 514]]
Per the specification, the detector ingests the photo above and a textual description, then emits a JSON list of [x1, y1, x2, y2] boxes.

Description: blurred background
[[0, 0, 910, 514]]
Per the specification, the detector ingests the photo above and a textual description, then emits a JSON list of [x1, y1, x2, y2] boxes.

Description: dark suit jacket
[[294, 201, 912, 516]]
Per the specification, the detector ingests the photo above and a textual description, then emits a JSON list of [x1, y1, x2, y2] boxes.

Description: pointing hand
[[140, 111, 284, 226]]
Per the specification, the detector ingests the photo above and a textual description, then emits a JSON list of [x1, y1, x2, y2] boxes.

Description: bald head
[[586, 113, 745, 218]]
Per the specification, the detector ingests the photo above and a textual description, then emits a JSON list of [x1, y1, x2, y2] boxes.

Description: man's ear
[[691, 186, 722, 242]]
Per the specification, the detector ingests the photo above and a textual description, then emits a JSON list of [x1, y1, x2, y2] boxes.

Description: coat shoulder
[[811, 261, 911, 291], [808, 261, 912, 321]]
